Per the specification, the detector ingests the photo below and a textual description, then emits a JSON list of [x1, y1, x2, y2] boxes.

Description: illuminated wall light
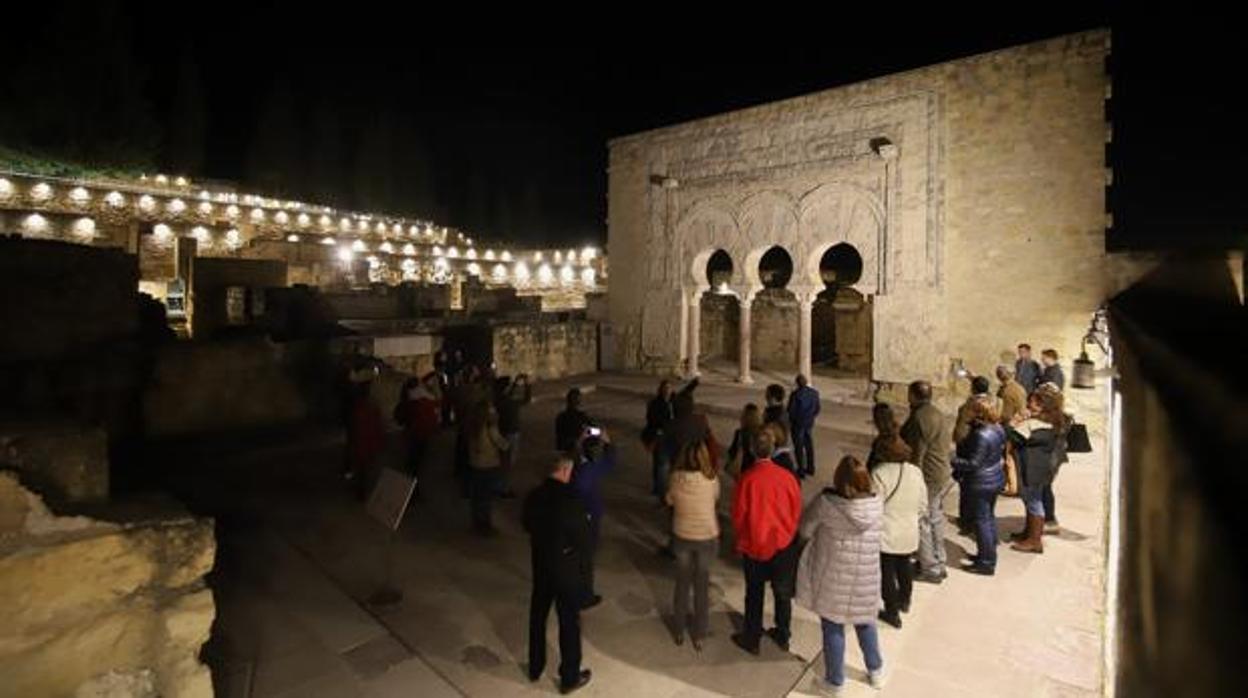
[[391, 223, 402, 234], [21, 213, 49, 234], [466, 262, 481, 276], [434, 257, 450, 272], [297, 213, 311, 228], [155, 175, 169, 185], [568, 250, 578, 263], [339, 217, 351, 231], [408, 225, 419, 236], [153, 223, 173, 241], [537, 263, 554, 285], [226, 204, 240, 219], [68, 187, 90, 206], [366, 255, 380, 268], [432, 245, 444, 257], [352, 239, 367, 252], [174, 176, 189, 187], [274, 211, 289, 225], [191, 226, 211, 244], [492, 263, 508, 282], [320, 214, 332, 228], [484, 250, 496, 261], [554, 251, 563, 264], [560, 264, 575, 284], [374, 222, 386, 234], [321, 236, 337, 245], [581, 267, 597, 286], [514, 261, 531, 282], [197, 201, 213, 216], [224, 228, 242, 249], [167, 198, 187, 215], [401, 258, 418, 280], [582, 247, 597, 260], [337, 246, 355, 263], [447, 246, 459, 258], [466, 237, 474, 246], [30, 182, 53, 202], [379, 241, 394, 254], [199, 190, 211, 200], [466, 248, 477, 260], [402, 243, 416, 256], [287, 234, 301, 242], [250, 208, 265, 223], [139, 195, 157, 213], [357, 220, 369, 232], [0, 178, 14, 200], [105, 191, 126, 208], [533, 251, 543, 262], [501, 251, 513, 262], [71, 217, 97, 239]]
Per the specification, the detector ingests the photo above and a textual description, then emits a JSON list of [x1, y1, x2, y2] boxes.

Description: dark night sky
[[1, 3, 1243, 249]]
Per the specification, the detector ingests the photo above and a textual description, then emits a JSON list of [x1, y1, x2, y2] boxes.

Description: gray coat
[[795, 492, 883, 625]]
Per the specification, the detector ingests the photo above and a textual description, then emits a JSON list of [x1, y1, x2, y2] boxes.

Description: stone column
[[796, 288, 817, 379], [737, 289, 757, 384], [687, 289, 703, 378], [678, 289, 690, 373]]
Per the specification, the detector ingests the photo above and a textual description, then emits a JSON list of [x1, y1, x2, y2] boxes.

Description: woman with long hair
[[952, 399, 1006, 574], [1008, 387, 1070, 554], [728, 403, 763, 476], [867, 428, 926, 628], [796, 456, 887, 693], [665, 415, 721, 650]]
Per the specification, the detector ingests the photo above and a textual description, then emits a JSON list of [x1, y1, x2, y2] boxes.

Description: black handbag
[[1066, 423, 1092, 453]]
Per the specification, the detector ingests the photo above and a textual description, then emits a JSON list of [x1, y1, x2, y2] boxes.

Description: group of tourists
[[342, 339, 1077, 695]]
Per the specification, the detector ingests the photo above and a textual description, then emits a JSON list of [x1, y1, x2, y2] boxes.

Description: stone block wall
[[0, 472, 215, 698], [0, 423, 109, 504], [492, 321, 598, 381], [607, 30, 1152, 387], [190, 257, 288, 339]]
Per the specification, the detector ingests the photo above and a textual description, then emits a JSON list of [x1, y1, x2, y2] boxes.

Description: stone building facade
[[607, 30, 1144, 387]]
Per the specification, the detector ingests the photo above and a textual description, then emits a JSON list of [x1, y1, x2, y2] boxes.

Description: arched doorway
[[813, 243, 872, 377], [749, 245, 799, 371], [698, 250, 739, 364]]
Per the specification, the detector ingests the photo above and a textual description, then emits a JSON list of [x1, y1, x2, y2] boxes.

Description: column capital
[[730, 284, 763, 306], [791, 285, 821, 307]]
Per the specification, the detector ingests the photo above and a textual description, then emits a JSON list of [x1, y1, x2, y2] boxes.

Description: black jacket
[[523, 478, 593, 592], [555, 408, 591, 454]]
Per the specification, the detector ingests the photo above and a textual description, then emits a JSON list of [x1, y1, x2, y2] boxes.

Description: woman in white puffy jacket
[[796, 455, 887, 695]]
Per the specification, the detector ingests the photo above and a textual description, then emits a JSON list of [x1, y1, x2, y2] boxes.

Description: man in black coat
[[524, 456, 593, 694]]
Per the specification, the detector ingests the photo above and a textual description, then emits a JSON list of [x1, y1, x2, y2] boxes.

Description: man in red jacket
[[731, 429, 803, 655]]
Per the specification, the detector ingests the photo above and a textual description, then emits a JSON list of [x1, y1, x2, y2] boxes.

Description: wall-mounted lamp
[[871, 137, 899, 161], [649, 174, 680, 189]]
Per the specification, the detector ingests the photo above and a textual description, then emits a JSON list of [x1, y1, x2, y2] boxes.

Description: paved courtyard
[[180, 370, 1111, 697]]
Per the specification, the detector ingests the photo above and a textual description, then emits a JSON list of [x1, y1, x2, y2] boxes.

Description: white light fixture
[[357, 220, 369, 232], [153, 223, 173, 241], [226, 204, 240, 219], [224, 228, 242, 249], [0, 178, 13, 200], [581, 267, 597, 286], [274, 211, 290, 225], [447, 246, 460, 258], [374, 221, 386, 234], [568, 250, 578, 263], [321, 236, 337, 245], [555, 251, 563, 264], [250, 208, 265, 223], [484, 249, 496, 261], [379, 241, 394, 254], [105, 191, 126, 208], [197, 201, 213, 216], [352, 239, 367, 252], [560, 264, 575, 284], [191, 226, 211, 244], [320, 214, 332, 228], [582, 246, 597, 260], [337, 246, 354, 263], [297, 213, 311, 228], [30, 182, 53, 202], [71, 217, 97, 239], [467, 262, 481, 276], [167, 198, 187, 215], [174, 176, 189, 187], [199, 190, 211, 200], [537, 263, 554, 285], [22, 213, 49, 234], [402, 243, 416, 256], [515, 261, 531, 282], [492, 263, 508, 281], [155, 175, 169, 185], [432, 245, 444, 257], [534, 251, 543, 262], [339, 217, 351, 231], [501, 251, 513, 262], [139, 195, 157, 213], [287, 234, 301, 242], [69, 187, 90, 206]]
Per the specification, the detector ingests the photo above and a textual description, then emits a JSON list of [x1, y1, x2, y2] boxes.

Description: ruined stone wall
[[0, 472, 215, 698], [190, 257, 288, 339], [492, 321, 598, 381], [608, 30, 1146, 385], [698, 294, 738, 361]]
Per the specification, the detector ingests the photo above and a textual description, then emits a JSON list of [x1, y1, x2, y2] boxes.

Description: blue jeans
[[1042, 484, 1056, 523], [792, 427, 815, 475], [1020, 483, 1046, 517], [970, 489, 999, 568], [820, 618, 882, 686]]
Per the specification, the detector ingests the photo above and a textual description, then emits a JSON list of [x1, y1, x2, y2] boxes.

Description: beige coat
[[666, 470, 720, 541], [869, 461, 928, 555], [998, 380, 1027, 424]]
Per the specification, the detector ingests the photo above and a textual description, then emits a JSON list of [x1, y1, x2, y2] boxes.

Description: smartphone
[[587, 426, 602, 437]]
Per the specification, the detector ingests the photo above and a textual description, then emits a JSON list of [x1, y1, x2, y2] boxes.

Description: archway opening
[[699, 249, 738, 366], [748, 245, 799, 371], [814, 243, 872, 378], [758, 245, 793, 289]]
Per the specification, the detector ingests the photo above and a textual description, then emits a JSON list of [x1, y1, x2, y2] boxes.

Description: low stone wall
[[0, 423, 109, 504], [492, 320, 598, 381], [0, 472, 216, 698]]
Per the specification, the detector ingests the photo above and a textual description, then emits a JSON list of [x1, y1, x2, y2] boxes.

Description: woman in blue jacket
[[952, 400, 1006, 575]]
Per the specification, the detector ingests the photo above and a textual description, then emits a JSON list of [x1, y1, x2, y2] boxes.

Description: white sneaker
[[868, 667, 888, 690], [812, 677, 843, 696]]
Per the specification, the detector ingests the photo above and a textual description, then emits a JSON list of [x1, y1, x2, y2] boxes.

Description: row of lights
[[1, 175, 469, 246], [340, 250, 599, 287]]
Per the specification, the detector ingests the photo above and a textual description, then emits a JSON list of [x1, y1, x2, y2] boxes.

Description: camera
[[586, 426, 602, 437]]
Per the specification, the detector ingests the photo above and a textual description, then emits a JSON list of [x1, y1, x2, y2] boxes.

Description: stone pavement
[[179, 371, 1111, 697]]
